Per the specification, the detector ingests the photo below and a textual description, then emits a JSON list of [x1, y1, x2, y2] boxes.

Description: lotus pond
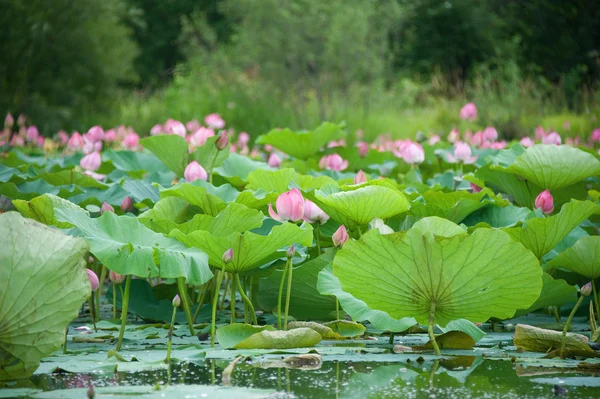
[[1, 119, 600, 398]]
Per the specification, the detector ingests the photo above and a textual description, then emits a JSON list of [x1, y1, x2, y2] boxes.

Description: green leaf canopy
[[545, 236, 600, 279], [256, 122, 344, 159]]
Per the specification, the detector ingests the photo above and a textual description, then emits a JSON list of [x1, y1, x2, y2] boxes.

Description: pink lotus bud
[[17, 114, 26, 127], [428, 134, 441, 145], [469, 131, 483, 147], [101, 202, 114, 214], [215, 132, 229, 150], [80, 151, 102, 171], [4, 113, 14, 129], [447, 128, 460, 143], [590, 128, 600, 143], [542, 132, 561, 145], [563, 120, 570, 130], [535, 126, 547, 140], [459, 102, 477, 121], [470, 182, 482, 193], [150, 124, 163, 135], [26, 126, 39, 143], [83, 137, 102, 154], [286, 246, 295, 258], [84, 171, 106, 181], [103, 129, 117, 142], [86, 269, 99, 292], [354, 170, 367, 184], [357, 141, 369, 157], [186, 120, 201, 132], [268, 188, 304, 222], [482, 127, 498, 142], [490, 141, 507, 150], [237, 132, 250, 146], [172, 294, 181, 307], [57, 130, 69, 145], [86, 126, 104, 142], [184, 161, 208, 182], [303, 199, 329, 224], [164, 119, 186, 137], [109, 270, 125, 284], [121, 196, 133, 212], [448, 142, 478, 164], [267, 153, 281, 167], [318, 154, 349, 171], [222, 248, 234, 264], [36, 136, 45, 148], [400, 141, 425, 165], [121, 133, 140, 150], [535, 190, 554, 214], [580, 282, 592, 297], [10, 135, 24, 147], [520, 137, 534, 148], [332, 225, 349, 247], [264, 144, 273, 152], [68, 132, 85, 150], [190, 127, 215, 147], [204, 113, 225, 129]]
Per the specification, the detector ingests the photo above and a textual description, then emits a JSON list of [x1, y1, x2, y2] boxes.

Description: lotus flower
[[190, 127, 215, 147], [184, 161, 208, 182], [268, 188, 304, 222], [542, 132, 562, 145], [459, 102, 477, 121], [447, 128, 460, 143], [237, 132, 250, 146], [103, 129, 117, 142], [4, 113, 14, 129], [82, 137, 102, 154], [222, 248, 234, 263], [204, 113, 225, 129], [332, 225, 349, 247], [399, 141, 424, 165], [267, 153, 281, 167], [520, 137, 534, 147], [150, 124, 163, 135], [164, 119, 186, 137], [80, 151, 102, 171], [101, 202, 114, 214], [428, 134, 441, 145], [590, 128, 600, 143], [318, 154, 348, 171], [109, 270, 125, 284], [303, 199, 329, 224], [121, 133, 140, 150], [121, 196, 133, 212], [57, 130, 69, 146], [26, 126, 39, 143], [482, 127, 498, 142], [86, 269, 99, 292], [470, 182, 482, 193], [215, 132, 229, 150], [68, 132, 85, 150], [286, 246, 296, 258], [186, 120, 201, 133], [357, 141, 369, 157], [447, 142, 478, 164], [581, 282, 592, 297], [86, 126, 104, 142], [535, 190, 554, 214], [354, 170, 367, 184]]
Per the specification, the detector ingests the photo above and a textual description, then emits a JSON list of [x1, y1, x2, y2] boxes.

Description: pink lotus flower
[[566, 137, 580, 147], [4, 113, 14, 129], [68, 132, 85, 150], [36, 136, 45, 148], [318, 154, 348, 171], [535, 126, 547, 141], [164, 119, 186, 137], [469, 131, 483, 147], [447, 128, 460, 143], [459, 102, 477, 121], [121, 133, 140, 150], [428, 134, 441, 145], [237, 132, 250, 146], [204, 113, 225, 129], [399, 141, 424, 165], [268, 153, 281, 167], [26, 126, 39, 142], [57, 130, 69, 145], [103, 129, 118, 142], [184, 161, 208, 182], [563, 120, 570, 130], [542, 132, 561, 145], [86, 269, 99, 292], [101, 202, 114, 214], [268, 188, 304, 222], [357, 141, 369, 157], [332, 225, 349, 247], [303, 199, 329, 224], [354, 170, 367, 184], [84, 171, 106, 180], [535, 189, 554, 214], [86, 126, 104, 142], [150, 124, 163, 135], [264, 144, 274, 152], [186, 120, 201, 133], [482, 127, 498, 142], [82, 137, 102, 154], [590, 128, 600, 143], [121, 196, 133, 212], [520, 137, 534, 148], [80, 151, 102, 171], [17, 114, 26, 126], [490, 141, 507, 150], [10, 135, 24, 147], [109, 270, 125, 284], [190, 127, 215, 147], [447, 142, 478, 164], [327, 139, 346, 148]]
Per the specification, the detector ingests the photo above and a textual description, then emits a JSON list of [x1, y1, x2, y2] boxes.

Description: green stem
[[560, 295, 585, 359], [193, 284, 208, 323], [166, 305, 177, 367], [113, 283, 117, 319], [211, 269, 224, 348], [553, 306, 561, 324], [277, 261, 289, 330], [96, 265, 107, 320], [235, 274, 258, 325], [357, 225, 363, 238], [593, 280, 600, 320], [116, 275, 132, 351], [88, 296, 97, 332], [284, 257, 294, 330], [63, 327, 68, 354], [177, 277, 195, 336], [336, 298, 340, 321], [230, 273, 237, 324], [219, 274, 229, 310], [209, 151, 219, 184], [315, 224, 321, 256], [388, 332, 395, 345], [428, 302, 441, 356]]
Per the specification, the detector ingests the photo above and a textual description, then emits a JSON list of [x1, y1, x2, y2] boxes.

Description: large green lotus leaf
[[158, 180, 239, 217], [218, 324, 322, 349], [122, 179, 160, 205], [170, 221, 313, 273], [501, 144, 600, 189], [317, 263, 417, 332], [410, 189, 508, 224], [258, 250, 338, 320], [214, 152, 272, 187], [475, 165, 538, 208], [138, 197, 198, 233], [12, 194, 88, 228], [411, 216, 467, 237], [0, 181, 82, 201], [38, 170, 109, 189], [216, 324, 277, 349], [545, 236, 600, 279], [517, 273, 577, 315], [504, 200, 600, 259], [0, 212, 90, 380], [256, 122, 344, 159], [462, 204, 536, 228], [140, 134, 189, 177], [309, 184, 410, 231], [103, 150, 167, 173], [333, 227, 542, 326], [191, 136, 230, 171], [246, 168, 336, 193], [235, 189, 279, 210], [68, 184, 131, 208], [54, 209, 212, 285], [174, 203, 264, 236]]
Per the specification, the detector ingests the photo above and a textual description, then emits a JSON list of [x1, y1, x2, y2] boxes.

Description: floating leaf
[[439, 319, 486, 342], [236, 328, 322, 349], [256, 122, 344, 159], [421, 331, 475, 350], [214, 153, 272, 187], [140, 135, 189, 177], [288, 321, 365, 339], [545, 236, 600, 279], [216, 324, 276, 349], [513, 324, 592, 353]]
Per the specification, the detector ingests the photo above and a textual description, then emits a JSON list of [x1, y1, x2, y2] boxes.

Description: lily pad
[[513, 324, 592, 353], [217, 323, 322, 349], [216, 324, 277, 349], [288, 321, 365, 339]]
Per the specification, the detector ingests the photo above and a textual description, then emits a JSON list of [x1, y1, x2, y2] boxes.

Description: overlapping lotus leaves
[[256, 122, 344, 159], [54, 207, 213, 285], [102, 150, 167, 173], [0, 212, 90, 380], [140, 134, 189, 177], [170, 221, 313, 273], [503, 200, 600, 259], [333, 224, 542, 326], [246, 168, 337, 193], [545, 236, 600, 279], [411, 216, 466, 237], [462, 204, 537, 228], [158, 180, 240, 217], [13, 193, 89, 228], [216, 323, 322, 349], [494, 144, 600, 190], [214, 152, 272, 187], [518, 273, 577, 314], [138, 197, 197, 232], [308, 182, 410, 231]]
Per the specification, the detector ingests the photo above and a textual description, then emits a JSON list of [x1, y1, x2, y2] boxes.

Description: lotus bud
[[184, 161, 208, 182], [237, 132, 250, 146], [354, 170, 367, 184], [542, 132, 562, 145], [580, 282, 592, 297], [400, 141, 425, 165], [86, 269, 99, 292], [80, 151, 102, 171], [286, 246, 295, 258], [332, 225, 349, 248], [68, 132, 85, 150], [86, 126, 104, 142], [121, 196, 133, 212], [534, 190, 554, 214], [215, 132, 229, 150], [101, 202, 114, 214], [303, 199, 329, 224], [109, 270, 125, 284], [4, 113, 14, 129], [318, 154, 349, 171], [268, 188, 304, 222], [267, 153, 281, 167], [482, 127, 498, 142], [447, 128, 460, 143], [357, 141, 369, 158], [172, 294, 181, 307], [222, 248, 234, 264], [17, 114, 26, 127], [204, 113, 225, 129], [459, 102, 477, 121]]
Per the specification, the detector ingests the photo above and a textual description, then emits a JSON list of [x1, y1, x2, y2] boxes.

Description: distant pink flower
[[109, 271, 125, 284], [459, 102, 477, 121], [80, 151, 102, 171], [535, 190, 554, 214], [354, 170, 367, 184], [57, 130, 69, 145], [17, 114, 26, 126], [237, 132, 250, 146], [186, 120, 201, 132], [566, 137, 580, 147], [264, 144, 274, 152], [490, 141, 507, 150], [469, 131, 483, 147], [86, 126, 104, 142], [591, 128, 600, 143], [121, 196, 133, 212], [184, 161, 208, 182], [398, 141, 424, 165], [267, 153, 281, 167], [319, 154, 348, 171], [327, 139, 346, 148], [563, 120, 570, 130], [164, 119, 186, 137], [520, 137, 534, 148], [83, 137, 102, 154], [535, 126, 547, 141], [447, 142, 478, 164], [190, 127, 215, 147], [447, 128, 460, 143], [250, 147, 260, 158], [239, 145, 249, 155], [482, 127, 498, 142], [357, 141, 369, 157], [428, 134, 441, 145], [36, 136, 45, 148], [86, 269, 99, 292], [103, 129, 118, 142], [542, 132, 561, 145], [101, 202, 114, 215], [4, 113, 14, 129], [204, 113, 225, 129], [216, 132, 229, 150], [268, 188, 304, 222], [10, 135, 24, 147], [332, 225, 349, 247], [121, 133, 140, 150], [303, 199, 329, 224], [150, 124, 163, 135], [355, 129, 364, 139], [470, 182, 482, 193], [26, 126, 39, 143]]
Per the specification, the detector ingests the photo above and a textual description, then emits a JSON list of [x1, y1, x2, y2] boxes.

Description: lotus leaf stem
[[193, 284, 208, 323], [428, 302, 441, 355], [235, 273, 258, 325], [96, 265, 107, 320], [63, 327, 68, 354], [593, 280, 599, 320], [166, 304, 177, 377], [112, 283, 117, 319], [208, 151, 219, 184], [116, 274, 132, 351], [277, 260, 289, 329], [284, 257, 294, 330], [211, 269, 224, 347], [177, 277, 195, 336], [315, 224, 321, 255], [560, 294, 585, 359], [230, 272, 237, 324], [336, 298, 340, 321], [553, 306, 561, 323], [88, 295, 97, 332]]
